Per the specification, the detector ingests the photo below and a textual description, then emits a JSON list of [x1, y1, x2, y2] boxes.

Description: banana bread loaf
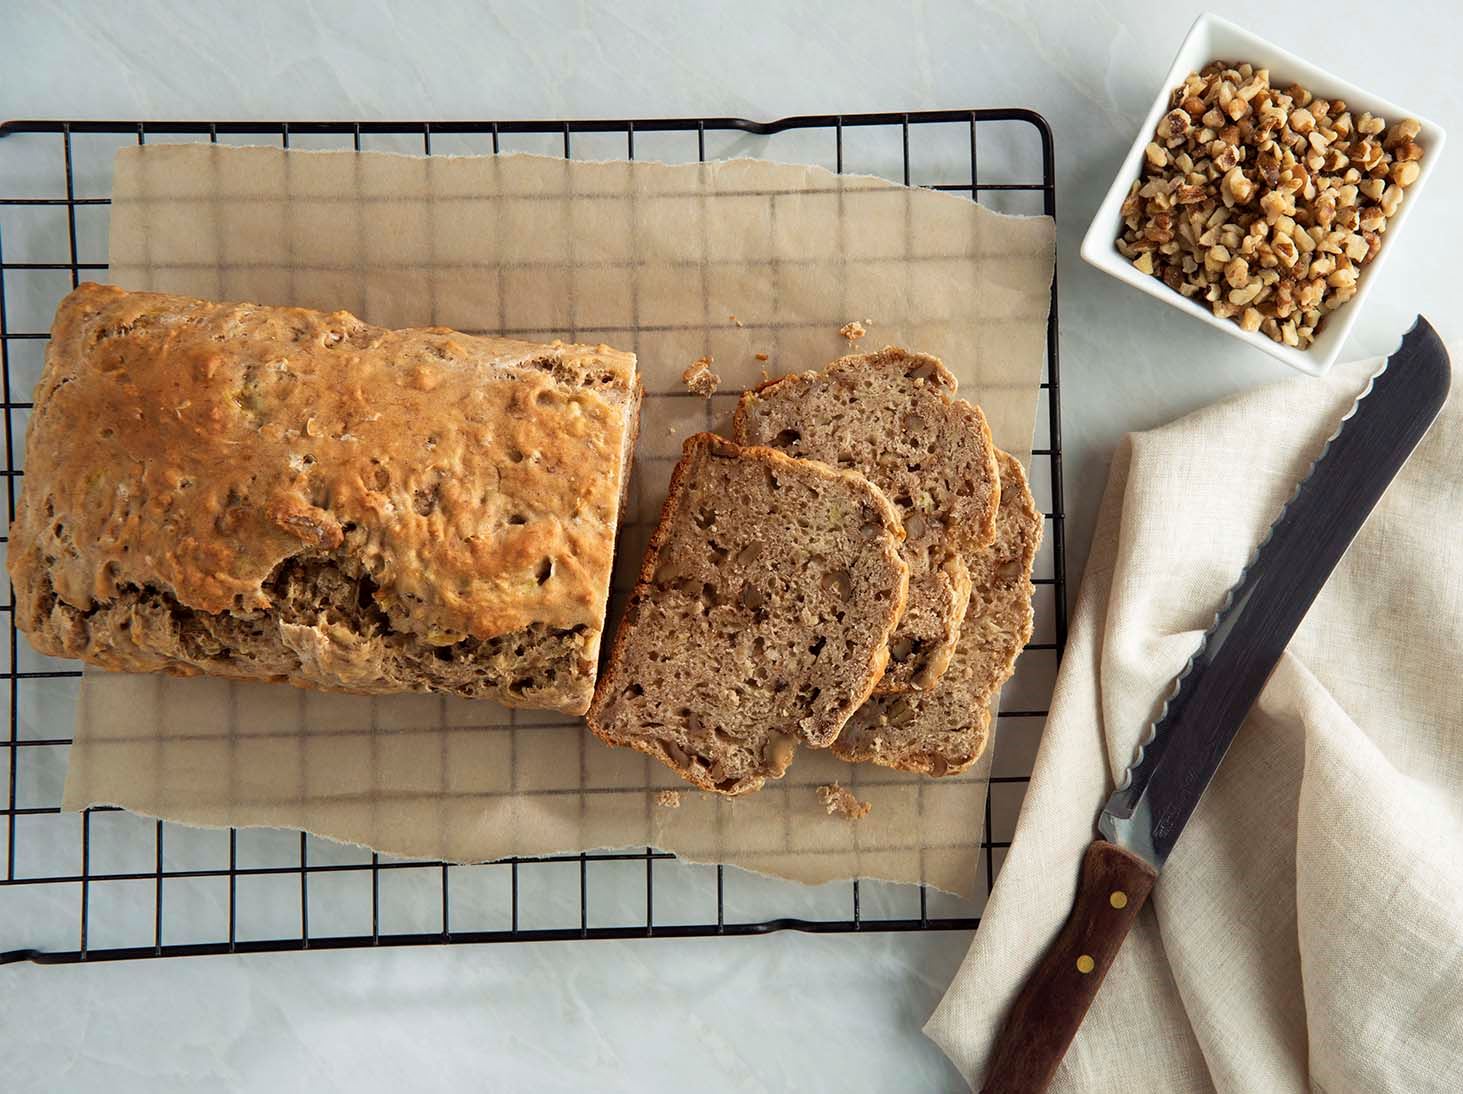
[[9, 283, 641, 714]]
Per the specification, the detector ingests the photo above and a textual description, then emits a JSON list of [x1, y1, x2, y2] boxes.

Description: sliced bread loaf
[[733, 347, 1000, 693], [832, 449, 1041, 775], [587, 433, 909, 795]]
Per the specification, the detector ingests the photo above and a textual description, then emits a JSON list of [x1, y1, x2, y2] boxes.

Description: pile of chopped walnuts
[[1116, 62, 1423, 348]]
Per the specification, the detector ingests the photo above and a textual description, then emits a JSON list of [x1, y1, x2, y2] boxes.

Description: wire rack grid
[[0, 110, 1064, 965]]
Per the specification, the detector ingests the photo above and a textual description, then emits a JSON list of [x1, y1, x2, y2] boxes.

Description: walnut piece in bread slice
[[834, 449, 1041, 775], [733, 347, 1000, 693], [587, 433, 909, 795]]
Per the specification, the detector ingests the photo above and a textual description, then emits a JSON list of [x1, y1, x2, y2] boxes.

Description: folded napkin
[[928, 353, 1463, 1093]]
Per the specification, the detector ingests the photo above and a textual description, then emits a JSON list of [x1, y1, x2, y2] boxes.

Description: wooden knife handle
[[979, 839, 1158, 1094]]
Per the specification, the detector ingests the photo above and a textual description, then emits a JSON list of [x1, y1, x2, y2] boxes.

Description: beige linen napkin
[[928, 353, 1463, 1092]]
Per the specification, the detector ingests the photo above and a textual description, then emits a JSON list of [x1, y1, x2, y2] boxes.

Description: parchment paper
[[63, 144, 1054, 895]]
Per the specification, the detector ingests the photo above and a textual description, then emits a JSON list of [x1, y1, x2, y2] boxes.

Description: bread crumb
[[681, 355, 719, 398], [838, 320, 867, 342], [729, 314, 744, 327], [754, 352, 769, 362], [656, 789, 682, 809], [766, 733, 797, 777], [666, 425, 678, 436], [816, 783, 871, 820]]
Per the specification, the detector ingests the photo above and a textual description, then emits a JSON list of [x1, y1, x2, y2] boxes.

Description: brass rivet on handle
[[1076, 954, 1095, 974], [1110, 891, 1128, 909]]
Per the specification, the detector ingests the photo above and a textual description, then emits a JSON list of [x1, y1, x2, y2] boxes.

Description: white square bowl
[[1080, 12, 1446, 376]]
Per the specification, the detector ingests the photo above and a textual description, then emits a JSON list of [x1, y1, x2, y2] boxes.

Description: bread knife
[[979, 318, 1451, 1094]]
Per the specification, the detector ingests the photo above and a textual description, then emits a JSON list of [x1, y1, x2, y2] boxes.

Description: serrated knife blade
[[1098, 317, 1451, 870], [980, 318, 1451, 1094]]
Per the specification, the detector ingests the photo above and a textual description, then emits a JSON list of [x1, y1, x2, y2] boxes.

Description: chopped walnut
[[838, 320, 867, 342], [1116, 60, 1424, 349], [681, 355, 719, 398], [816, 783, 871, 820], [656, 790, 681, 809]]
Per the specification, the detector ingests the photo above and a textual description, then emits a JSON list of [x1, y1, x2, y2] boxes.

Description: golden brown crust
[[586, 432, 909, 795], [10, 283, 638, 709]]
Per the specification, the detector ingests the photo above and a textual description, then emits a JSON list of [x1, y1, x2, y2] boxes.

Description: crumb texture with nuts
[[10, 283, 640, 716], [816, 783, 872, 820], [681, 356, 720, 398], [585, 433, 910, 795], [1117, 61, 1423, 349]]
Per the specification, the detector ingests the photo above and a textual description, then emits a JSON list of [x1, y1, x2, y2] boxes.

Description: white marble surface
[[3, 1, 1460, 1090]]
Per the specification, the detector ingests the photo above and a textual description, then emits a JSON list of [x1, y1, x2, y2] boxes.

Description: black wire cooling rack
[[0, 110, 1064, 965]]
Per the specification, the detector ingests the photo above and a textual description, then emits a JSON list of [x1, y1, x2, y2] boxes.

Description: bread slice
[[832, 449, 1040, 775], [587, 433, 909, 795], [733, 347, 999, 693]]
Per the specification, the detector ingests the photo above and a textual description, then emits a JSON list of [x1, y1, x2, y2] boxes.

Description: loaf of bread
[[733, 347, 1000, 693], [9, 283, 641, 714], [833, 449, 1041, 775], [587, 433, 909, 794]]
